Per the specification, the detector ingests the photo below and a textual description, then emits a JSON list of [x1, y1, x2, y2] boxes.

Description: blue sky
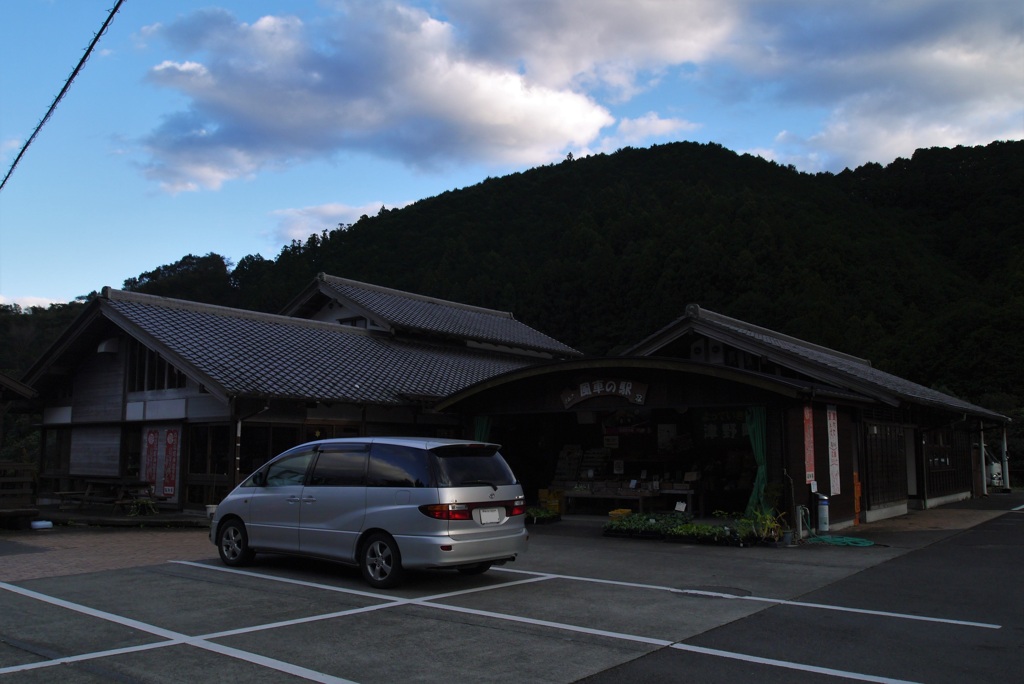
[[2, 1, 1021, 308]]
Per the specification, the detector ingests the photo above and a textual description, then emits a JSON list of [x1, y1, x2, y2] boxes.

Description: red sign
[[803, 405, 815, 483], [162, 429, 179, 497]]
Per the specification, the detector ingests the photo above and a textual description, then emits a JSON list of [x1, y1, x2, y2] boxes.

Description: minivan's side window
[[309, 446, 368, 486], [367, 443, 434, 487], [265, 449, 315, 487]]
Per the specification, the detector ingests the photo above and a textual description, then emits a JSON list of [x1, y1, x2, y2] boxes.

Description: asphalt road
[[1, 493, 1022, 683]]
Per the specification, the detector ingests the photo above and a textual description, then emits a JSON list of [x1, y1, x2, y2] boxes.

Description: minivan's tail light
[[419, 503, 473, 520], [419, 501, 526, 520]]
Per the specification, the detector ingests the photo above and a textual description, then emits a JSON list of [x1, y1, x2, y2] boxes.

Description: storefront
[[437, 358, 810, 520]]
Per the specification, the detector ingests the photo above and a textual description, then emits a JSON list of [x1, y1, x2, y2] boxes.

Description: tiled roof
[[315, 274, 580, 357], [102, 290, 537, 404], [627, 304, 1006, 421]]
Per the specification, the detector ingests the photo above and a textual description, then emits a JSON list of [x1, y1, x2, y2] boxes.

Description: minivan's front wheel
[[218, 519, 255, 567], [361, 532, 404, 588]]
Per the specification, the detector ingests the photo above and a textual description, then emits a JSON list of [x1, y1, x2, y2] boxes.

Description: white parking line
[[495, 567, 1002, 629], [670, 643, 919, 684], [2, 556, 996, 684], [0, 580, 357, 683]]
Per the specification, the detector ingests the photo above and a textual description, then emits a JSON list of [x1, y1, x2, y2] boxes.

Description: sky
[[1, 1, 1021, 308]]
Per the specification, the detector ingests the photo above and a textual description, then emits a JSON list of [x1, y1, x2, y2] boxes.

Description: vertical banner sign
[[163, 429, 179, 498], [144, 429, 160, 485], [827, 405, 841, 495], [803, 405, 815, 483]]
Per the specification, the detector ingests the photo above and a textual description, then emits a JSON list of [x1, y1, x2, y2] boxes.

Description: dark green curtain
[[744, 406, 767, 517], [474, 415, 492, 442]]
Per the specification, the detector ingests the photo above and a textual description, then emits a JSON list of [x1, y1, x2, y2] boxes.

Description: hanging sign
[[827, 405, 841, 495], [144, 429, 160, 485], [561, 379, 647, 408], [803, 405, 815, 483], [162, 428, 179, 498]]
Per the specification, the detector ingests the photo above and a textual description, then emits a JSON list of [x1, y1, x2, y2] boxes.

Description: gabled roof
[[625, 304, 1007, 423], [0, 372, 36, 401], [24, 289, 543, 405], [281, 273, 580, 358]]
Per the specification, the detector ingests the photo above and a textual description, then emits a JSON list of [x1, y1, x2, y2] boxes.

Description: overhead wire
[[0, 0, 127, 194]]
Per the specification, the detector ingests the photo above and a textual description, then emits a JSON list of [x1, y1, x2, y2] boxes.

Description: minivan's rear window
[[430, 445, 517, 487], [368, 443, 434, 487]]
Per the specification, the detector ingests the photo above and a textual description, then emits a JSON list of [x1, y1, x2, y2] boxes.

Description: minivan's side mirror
[[252, 470, 267, 487]]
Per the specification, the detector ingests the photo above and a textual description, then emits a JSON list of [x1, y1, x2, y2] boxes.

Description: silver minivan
[[209, 437, 528, 588]]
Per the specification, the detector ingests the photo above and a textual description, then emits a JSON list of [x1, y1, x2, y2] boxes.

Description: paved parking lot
[[1, 497, 1021, 683]]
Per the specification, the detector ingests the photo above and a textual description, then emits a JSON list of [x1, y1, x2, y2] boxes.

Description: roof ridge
[[318, 273, 515, 319], [101, 287, 379, 337], [687, 303, 872, 367]]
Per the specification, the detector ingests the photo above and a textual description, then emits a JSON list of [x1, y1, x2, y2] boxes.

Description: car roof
[[296, 436, 500, 451]]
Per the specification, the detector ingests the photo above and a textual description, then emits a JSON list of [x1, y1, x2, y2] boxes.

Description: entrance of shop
[[491, 408, 758, 518]]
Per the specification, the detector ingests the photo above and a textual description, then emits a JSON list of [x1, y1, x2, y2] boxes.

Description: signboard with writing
[[827, 405, 841, 495], [561, 379, 648, 408], [700, 410, 746, 442], [163, 428, 179, 498], [140, 426, 181, 504], [804, 405, 815, 483], [144, 429, 160, 485]]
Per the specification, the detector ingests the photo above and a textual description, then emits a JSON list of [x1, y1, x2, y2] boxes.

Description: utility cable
[[0, 0, 127, 193]]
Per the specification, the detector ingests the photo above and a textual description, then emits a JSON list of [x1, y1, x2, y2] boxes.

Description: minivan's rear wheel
[[456, 562, 492, 575], [361, 533, 404, 588], [218, 519, 255, 567]]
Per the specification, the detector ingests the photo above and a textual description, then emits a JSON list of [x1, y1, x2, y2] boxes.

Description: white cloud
[[270, 201, 407, 243], [440, 0, 739, 95], [727, 0, 1024, 169], [134, 0, 1023, 190], [615, 113, 699, 144], [140, 4, 615, 191], [0, 294, 62, 310]]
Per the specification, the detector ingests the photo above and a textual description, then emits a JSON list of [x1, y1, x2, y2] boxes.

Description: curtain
[[473, 415, 492, 442], [744, 406, 768, 517]]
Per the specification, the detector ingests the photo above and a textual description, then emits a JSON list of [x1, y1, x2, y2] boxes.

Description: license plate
[[479, 507, 501, 524]]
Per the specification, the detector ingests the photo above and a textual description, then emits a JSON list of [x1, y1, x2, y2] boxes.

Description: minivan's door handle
[[286, 496, 301, 504], [301, 496, 317, 504]]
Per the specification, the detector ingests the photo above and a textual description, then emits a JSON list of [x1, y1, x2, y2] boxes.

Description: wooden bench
[[0, 461, 39, 528], [56, 490, 88, 510]]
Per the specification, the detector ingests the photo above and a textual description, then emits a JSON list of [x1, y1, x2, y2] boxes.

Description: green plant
[[526, 507, 560, 523], [603, 511, 694, 537], [714, 508, 787, 544], [665, 522, 731, 542]]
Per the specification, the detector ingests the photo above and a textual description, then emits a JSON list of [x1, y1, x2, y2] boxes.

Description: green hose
[[800, 507, 875, 547]]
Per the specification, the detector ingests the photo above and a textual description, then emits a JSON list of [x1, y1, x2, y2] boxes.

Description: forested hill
[[3, 140, 1022, 414]]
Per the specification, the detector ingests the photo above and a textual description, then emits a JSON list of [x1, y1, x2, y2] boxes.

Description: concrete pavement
[[0, 490, 1021, 683]]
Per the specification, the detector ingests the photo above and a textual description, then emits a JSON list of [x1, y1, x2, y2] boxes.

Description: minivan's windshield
[[430, 445, 517, 488]]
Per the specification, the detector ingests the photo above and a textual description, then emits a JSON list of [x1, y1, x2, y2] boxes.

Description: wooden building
[[20, 275, 579, 509], [438, 304, 1009, 529], [19, 277, 1007, 526]]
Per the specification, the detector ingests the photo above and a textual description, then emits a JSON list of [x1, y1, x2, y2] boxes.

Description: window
[[368, 443, 434, 487], [430, 445, 517, 487], [309, 446, 368, 486], [265, 450, 315, 487], [127, 338, 187, 392]]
